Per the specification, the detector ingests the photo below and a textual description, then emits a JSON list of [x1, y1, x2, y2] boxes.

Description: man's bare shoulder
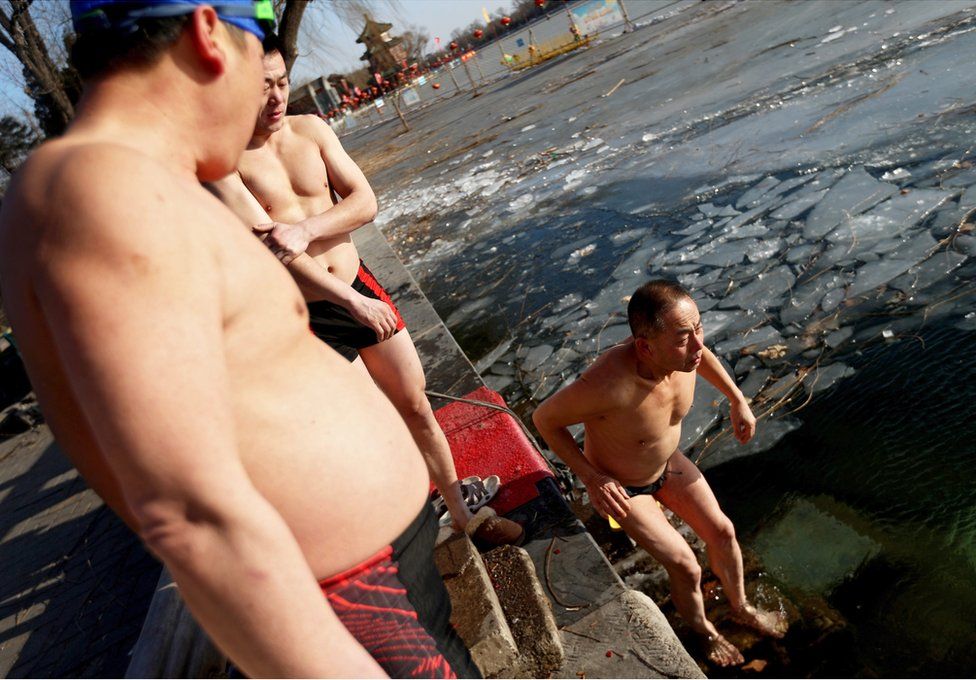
[[285, 114, 336, 143], [578, 342, 638, 396], [2, 138, 227, 260]]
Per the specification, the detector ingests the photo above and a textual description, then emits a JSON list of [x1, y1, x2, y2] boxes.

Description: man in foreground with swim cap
[[533, 280, 787, 667], [210, 39, 523, 546], [0, 2, 478, 676]]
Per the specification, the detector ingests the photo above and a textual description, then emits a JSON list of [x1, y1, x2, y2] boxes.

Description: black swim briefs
[[306, 260, 406, 362], [624, 459, 672, 497]]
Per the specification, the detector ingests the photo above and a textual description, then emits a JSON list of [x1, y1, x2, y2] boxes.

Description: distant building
[[287, 76, 342, 116], [357, 14, 407, 78]]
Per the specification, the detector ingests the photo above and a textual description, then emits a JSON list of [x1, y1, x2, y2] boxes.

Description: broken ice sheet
[[701, 309, 755, 337], [747, 237, 785, 263], [828, 188, 950, 245], [694, 239, 755, 268], [613, 242, 664, 280], [771, 187, 829, 221], [598, 322, 632, 349], [780, 272, 846, 326], [786, 243, 822, 265], [804, 362, 855, 396], [889, 250, 968, 294], [674, 219, 713, 237], [739, 367, 772, 399], [698, 202, 741, 218], [846, 232, 936, 298], [610, 228, 646, 244], [713, 325, 784, 355], [679, 378, 724, 451], [743, 222, 779, 242], [521, 343, 554, 372], [821, 287, 845, 313], [803, 167, 899, 240], [825, 326, 853, 348], [736, 176, 781, 209], [697, 416, 803, 471], [567, 243, 598, 265], [722, 265, 796, 310]]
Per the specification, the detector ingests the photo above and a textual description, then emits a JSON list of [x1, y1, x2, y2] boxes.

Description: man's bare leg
[[358, 331, 472, 528], [655, 452, 787, 638], [617, 494, 744, 667]]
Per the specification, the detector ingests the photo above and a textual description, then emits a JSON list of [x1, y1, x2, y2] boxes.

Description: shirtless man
[[210, 40, 521, 544], [0, 2, 478, 676], [533, 280, 786, 666]]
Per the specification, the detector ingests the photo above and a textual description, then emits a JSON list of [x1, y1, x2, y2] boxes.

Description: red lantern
[[449, 41, 458, 50], [432, 82, 441, 89], [500, 16, 511, 26], [473, 29, 483, 39], [535, 0, 544, 6]]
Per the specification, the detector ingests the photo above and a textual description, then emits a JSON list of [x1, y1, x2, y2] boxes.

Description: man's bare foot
[[701, 632, 744, 667], [732, 604, 788, 638]]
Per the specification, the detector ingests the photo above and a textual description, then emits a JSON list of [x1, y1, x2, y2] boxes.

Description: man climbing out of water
[[0, 2, 481, 676], [533, 280, 787, 667], [210, 36, 522, 547]]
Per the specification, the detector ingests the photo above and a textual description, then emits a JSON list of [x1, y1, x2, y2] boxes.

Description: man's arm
[[258, 117, 378, 257], [533, 374, 632, 519], [208, 174, 396, 341], [697, 346, 756, 444], [39, 151, 383, 677]]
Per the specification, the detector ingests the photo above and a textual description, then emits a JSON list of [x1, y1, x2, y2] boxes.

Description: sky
[[0, 0, 519, 119], [292, 0, 515, 83]]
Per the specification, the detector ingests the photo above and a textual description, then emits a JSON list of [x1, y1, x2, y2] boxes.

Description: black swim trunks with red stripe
[[307, 260, 406, 361], [319, 503, 481, 678]]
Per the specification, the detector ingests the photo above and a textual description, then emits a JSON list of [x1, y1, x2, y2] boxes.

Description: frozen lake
[[343, 0, 976, 674]]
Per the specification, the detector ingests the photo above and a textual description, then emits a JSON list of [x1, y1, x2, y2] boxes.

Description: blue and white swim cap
[[71, 0, 276, 41]]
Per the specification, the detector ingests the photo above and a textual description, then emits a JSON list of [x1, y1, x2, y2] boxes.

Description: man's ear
[[633, 335, 652, 357], [186, 5, 226, 75]]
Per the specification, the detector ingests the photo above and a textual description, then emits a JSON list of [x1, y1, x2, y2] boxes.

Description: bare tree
[[397, 24, 429, 64], [0, 0, 78, 136]]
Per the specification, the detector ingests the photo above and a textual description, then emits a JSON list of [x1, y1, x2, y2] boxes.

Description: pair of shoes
[[430, 475, 501, 527], [465, 506, 525, 550]]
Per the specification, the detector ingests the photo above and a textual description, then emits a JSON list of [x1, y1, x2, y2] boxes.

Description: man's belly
[[584, 425, 681, 487], [306, 238, 360, 286], [232, 341, 430, 580]]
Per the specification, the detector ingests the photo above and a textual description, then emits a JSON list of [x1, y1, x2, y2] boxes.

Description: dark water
[[707, 323, 976, 677]]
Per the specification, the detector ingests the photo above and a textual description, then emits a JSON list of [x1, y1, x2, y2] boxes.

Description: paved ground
[[0, 427, 159, 677]]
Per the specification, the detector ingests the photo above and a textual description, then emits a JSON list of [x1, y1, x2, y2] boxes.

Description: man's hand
[[348, 292, 397, 342], [583, 471, 631, 520], [253, 221, 311, 265], [730, 397, 757, 444]]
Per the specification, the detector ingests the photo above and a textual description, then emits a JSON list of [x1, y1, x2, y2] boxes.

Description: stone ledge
[[434, 532, 518, 678], [556, 589, 704, 679]]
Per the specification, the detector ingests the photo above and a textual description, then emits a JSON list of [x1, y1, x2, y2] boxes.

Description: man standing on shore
[[211, 40, 522, 546], [533, 280, 786, 667], [0, 2, 479, 676]]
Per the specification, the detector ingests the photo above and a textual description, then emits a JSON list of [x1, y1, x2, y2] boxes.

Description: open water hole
[[708, 323, 976, 677]]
